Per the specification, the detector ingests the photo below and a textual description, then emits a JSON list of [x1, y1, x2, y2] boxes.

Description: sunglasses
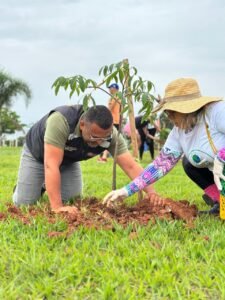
[[89, 133, 113, 142]]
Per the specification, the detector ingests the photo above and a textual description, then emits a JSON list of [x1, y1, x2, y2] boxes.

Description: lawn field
[[0, 147, 225, 299]]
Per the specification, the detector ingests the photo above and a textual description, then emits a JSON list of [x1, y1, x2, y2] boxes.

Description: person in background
[[98, 83, 121, 163], [146, 118, 161, 160], [135, 115, 159, 160], [103, 78, 225, 215]]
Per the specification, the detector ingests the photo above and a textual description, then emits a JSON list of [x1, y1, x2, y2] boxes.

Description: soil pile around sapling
[[0, 197, 198, 237]]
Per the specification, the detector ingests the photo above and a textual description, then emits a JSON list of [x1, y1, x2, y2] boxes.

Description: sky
[[0, 0, 225, 126]]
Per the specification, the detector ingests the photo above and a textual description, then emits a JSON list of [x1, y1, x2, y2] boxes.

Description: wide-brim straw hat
[[152, 78, 223, 114]]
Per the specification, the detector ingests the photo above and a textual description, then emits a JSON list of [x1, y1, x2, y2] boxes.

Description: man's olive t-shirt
[[44, 112, 127, 156]]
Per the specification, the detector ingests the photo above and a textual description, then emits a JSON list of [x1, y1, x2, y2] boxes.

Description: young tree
[[0, 70, 32, 110], [52, 59, 156, 190]]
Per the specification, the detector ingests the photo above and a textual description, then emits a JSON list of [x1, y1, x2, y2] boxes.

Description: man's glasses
[[89, 133, 113, 142]]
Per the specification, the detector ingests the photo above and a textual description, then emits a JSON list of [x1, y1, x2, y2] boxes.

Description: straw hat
[[152, 78, 222, 114]]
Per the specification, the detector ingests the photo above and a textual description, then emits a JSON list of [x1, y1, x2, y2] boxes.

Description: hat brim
[[151, 96, 223, 114]]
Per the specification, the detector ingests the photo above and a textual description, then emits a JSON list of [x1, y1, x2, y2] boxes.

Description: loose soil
[[0, 197, 198, 237]]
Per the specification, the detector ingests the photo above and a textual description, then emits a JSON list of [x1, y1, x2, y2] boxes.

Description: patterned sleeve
[[125, 147, 182, 196]]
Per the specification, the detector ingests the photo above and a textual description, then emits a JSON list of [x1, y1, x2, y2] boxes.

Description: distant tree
[[0, 108, 25, 136], [0, 70, 32, 110]]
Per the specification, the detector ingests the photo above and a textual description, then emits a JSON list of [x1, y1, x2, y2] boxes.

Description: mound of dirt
[[0, 197, 198, 237]]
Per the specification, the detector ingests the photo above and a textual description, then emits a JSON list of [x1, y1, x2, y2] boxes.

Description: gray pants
[[13, 144, 82, 206]]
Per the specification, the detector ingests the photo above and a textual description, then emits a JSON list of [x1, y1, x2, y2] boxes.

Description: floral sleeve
[[125, 147, 182, 196]]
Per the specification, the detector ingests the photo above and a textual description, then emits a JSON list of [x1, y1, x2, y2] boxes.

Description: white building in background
[[0, 130, 26, 147]]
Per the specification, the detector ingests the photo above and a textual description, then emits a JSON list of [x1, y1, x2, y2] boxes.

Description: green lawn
[[0, 147, 225, 299]]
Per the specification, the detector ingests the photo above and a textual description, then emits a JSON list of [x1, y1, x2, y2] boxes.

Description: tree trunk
[[123, 59, 142, 201], [123, 59, 139, 159]]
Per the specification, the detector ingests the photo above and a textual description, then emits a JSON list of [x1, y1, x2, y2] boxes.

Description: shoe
[[202, 194, 214, 207], [97, 157, 107, 163], [198, 203, 220, 215]]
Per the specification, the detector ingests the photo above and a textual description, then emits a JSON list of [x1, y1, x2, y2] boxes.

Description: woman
[[103, 78, 225, 214]]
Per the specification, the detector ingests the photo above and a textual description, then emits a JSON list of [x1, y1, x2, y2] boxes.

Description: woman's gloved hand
[[103, 187, 128, 208], [213, 156, 225, 191]]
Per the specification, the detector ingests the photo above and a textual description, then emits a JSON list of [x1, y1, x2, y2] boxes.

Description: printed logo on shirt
[[188, 150, 214, 168], [68, 133, 79, 140], [65, 146, 78, 151]]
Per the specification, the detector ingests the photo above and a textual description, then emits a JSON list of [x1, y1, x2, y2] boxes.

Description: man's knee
[[13, 185, 40, 206], [62, 188, 82, 203]]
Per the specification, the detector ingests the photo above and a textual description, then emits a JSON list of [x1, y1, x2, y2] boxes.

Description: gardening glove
[[103, 187, 128, 208], [213, 156, 225, 191]]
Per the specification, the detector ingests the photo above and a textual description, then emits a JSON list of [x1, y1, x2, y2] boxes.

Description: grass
[[0, 147, 225, 299]]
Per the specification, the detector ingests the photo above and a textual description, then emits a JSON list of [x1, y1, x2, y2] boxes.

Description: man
[[98, 83, 121, 163], [13, 104, 157, 213]]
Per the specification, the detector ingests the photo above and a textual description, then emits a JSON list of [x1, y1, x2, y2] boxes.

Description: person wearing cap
[[98, 83, 121, 163], [103, 78, 225, 215]]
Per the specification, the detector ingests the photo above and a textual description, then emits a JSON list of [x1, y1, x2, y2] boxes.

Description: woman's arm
[[103, 147, 182, 205], [125, 147, 182, 196]]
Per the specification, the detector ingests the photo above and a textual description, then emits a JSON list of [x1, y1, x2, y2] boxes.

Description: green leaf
[[132, 80, 139, 91], [98, 66, 104, 76], [141, 93, 148, 104], [54, 84, 61, 96], [69, 89, 75, 98], [51, 78, 60, 88], [83, 95, 89, 110], [132, 67, 138, 75], [79, 76, 86, 92], [105, 75, 112, 87], [147, 81, 152, 92], [121, 105, 129, 114], [63, 81, 69, 91], [88, 79, 97, 88], [109, 63, 114, 73], [116, 91, 123, 101], [118, 69, 124, 83], [90, 96, 96, 106], [103, 66, 108, 77], [69, 78, 77, 91]]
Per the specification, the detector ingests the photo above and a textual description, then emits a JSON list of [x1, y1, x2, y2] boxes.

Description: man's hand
[[52, 206, 79, 214], [213, 157, 225, 191], [103, 187, 128, 208]]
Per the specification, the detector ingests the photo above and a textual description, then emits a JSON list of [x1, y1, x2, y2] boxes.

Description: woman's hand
[[103, 188, 128, 208], [213, 157, 225, 190]]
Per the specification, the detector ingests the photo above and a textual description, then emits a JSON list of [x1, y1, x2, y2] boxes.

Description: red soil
[[0, 197, 198, 237]]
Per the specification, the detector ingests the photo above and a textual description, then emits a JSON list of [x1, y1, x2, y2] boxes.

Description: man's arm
[[116, 151, 156, 195], [44, 143, 64, 209], [44, 144, 78, 214]]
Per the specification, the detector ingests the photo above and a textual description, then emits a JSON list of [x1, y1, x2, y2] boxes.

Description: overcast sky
[[0, 0, 224, 125]]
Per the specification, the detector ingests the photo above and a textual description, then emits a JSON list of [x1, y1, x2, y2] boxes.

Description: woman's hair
[[179, 108, 204, 131]]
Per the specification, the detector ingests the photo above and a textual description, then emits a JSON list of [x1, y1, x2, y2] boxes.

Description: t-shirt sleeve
[[163, 127, 183, 153], [213, 101, 225, 133], [44, 112, 70, 149], [107, 127, 128, 156]]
